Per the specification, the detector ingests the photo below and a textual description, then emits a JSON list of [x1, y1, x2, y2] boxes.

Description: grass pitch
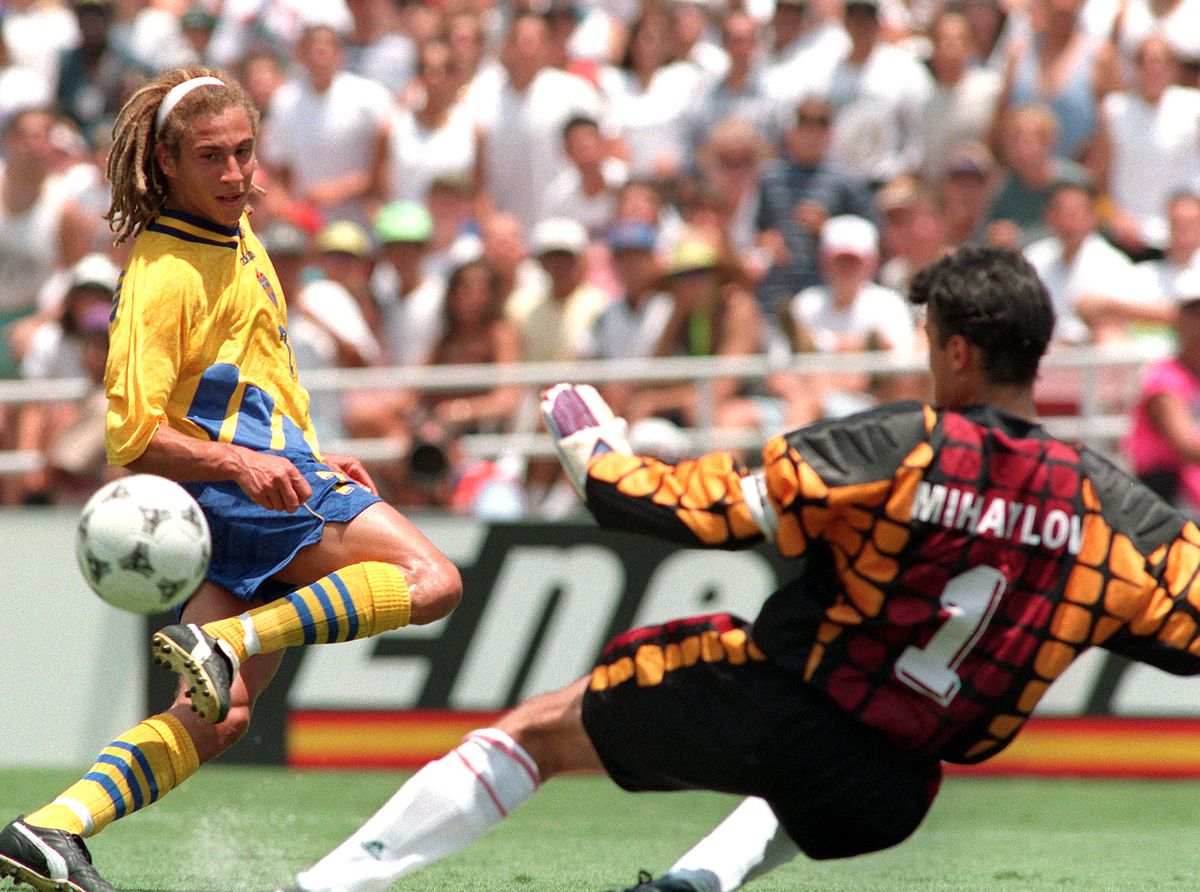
[[1, 767, 1198, 891]]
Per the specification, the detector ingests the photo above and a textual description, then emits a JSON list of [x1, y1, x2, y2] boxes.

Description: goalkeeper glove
[[540, 383, 631, 500]]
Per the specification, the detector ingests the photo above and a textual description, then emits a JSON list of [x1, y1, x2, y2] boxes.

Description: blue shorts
[[183, 454, 381, 603]]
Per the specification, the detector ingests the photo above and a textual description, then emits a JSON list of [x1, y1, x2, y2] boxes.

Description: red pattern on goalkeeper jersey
[[585, 403, 1200, 765], [765, 406, 1200, 763]]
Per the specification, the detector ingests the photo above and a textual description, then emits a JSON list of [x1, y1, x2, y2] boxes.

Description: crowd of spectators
[[3, 0, 1200, 517]]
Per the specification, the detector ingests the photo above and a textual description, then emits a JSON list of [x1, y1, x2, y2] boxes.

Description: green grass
[[2, 767, 1199, 891]]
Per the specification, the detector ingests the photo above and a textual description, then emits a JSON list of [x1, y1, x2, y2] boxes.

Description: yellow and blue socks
[[202, 561, 410, 663], [24, 713, 199, 837]]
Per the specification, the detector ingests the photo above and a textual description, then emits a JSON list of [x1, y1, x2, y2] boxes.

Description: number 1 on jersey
[[894, 565, 1008, 707]]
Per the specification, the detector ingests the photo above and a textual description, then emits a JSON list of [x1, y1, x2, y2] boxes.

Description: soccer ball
[[75, 474, 212, 614]]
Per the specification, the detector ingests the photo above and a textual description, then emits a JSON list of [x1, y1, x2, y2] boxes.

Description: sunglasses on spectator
[[795, 113, 832, 128], [716, 154, 757, 168]]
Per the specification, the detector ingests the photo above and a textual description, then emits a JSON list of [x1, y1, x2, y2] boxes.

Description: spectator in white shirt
[[343, 201, 448, 474], [919, 9, 1004, 185], [1091, 35, 1200, 258], [343, 0, 417, 93], [473, 12, 605, 233], [586, 220, 675, 414], [1023, 179, 1168, 344], [763, 0, 849, 99], [541, 115, 628, 238], [823, 0, 933, 187], [1129, 192, 1200, 307], [384, 38, 476, 204], [597, 7, 705, 181], [780, 214, 921, 418], [260, 23, 392, 229]]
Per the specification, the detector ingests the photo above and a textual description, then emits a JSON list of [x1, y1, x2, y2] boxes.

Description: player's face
[[158, 106, 257, 228]]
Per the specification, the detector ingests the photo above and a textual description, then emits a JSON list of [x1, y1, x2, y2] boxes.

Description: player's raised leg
[[152, 500, 461, 723]]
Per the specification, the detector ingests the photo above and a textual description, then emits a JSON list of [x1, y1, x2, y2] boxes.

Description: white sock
[[664, 797, 800, 892], [295, 729, 540, 892]]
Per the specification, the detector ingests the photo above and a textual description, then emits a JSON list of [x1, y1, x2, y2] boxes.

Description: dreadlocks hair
[[105, 67, 260, 244]]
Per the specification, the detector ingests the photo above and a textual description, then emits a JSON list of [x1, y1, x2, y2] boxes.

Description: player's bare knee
[[408, 556, 462, 625], [497, 678, 596, 780]]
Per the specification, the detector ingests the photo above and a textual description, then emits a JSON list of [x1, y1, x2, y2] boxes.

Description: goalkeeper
[[280, 244, 1200, 892]]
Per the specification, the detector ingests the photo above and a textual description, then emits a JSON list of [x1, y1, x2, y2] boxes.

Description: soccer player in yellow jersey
[[0, 68, 462, 892]]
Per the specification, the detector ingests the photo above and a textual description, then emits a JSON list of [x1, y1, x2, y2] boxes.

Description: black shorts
[[581, 613, 943, 860]]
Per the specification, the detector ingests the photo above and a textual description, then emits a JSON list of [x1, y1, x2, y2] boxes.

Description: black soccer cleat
[[0, 818, 117, 892], [150, 622, 239, 724], [604, 870, 702, 891]]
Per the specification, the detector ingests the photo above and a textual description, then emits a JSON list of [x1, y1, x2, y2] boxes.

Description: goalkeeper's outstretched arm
[[541, 383, 777, 549]]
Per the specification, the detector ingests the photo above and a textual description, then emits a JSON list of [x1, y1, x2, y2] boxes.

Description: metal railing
[[0, 340, 1168, 477]]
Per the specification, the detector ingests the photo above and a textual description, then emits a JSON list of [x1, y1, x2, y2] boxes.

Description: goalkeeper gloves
[[540, 383, 631, 500]]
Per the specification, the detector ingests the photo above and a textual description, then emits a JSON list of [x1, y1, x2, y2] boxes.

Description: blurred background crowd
[[4, 0, 1200, 519]]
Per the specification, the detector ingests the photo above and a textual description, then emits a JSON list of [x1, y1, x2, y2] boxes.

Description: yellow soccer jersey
[[105, 209, 320, 466]]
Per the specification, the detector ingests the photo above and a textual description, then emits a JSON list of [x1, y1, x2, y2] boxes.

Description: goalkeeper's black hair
[[909, 246, 1054, 387]]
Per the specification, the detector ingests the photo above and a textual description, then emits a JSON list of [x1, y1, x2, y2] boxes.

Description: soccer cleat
[[603, 870, 702, 891], [0, 818, 117, 892], [150, 623, 239, 723]]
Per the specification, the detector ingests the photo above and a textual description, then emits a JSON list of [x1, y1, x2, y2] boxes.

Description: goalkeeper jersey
[[583, 401, 1200, 764], [105, 209, 319, 466]]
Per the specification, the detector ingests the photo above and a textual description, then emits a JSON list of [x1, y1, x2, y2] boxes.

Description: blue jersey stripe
[[186, 364, 241, 440], [309, 581, 340, 643], [287, 591, 318, 644], [158, 209, 239, 238], [84, 767, 129, 818], [329, 572, 359, 640], [146, 221, 238, 249], [110, 741, 159, 803], [233, 383, 276, 450]]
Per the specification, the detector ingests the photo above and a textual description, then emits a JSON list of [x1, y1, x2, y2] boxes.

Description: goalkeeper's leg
[[286, 678, 601, 892]]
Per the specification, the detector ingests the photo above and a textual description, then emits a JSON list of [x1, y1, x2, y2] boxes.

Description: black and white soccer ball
[[75, 474, 212, 614]]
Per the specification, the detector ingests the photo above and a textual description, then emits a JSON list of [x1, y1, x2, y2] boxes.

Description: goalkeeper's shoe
[[150, 622, 239, 723], [0, 818, 117, 892], [603, 870, 703, 892]]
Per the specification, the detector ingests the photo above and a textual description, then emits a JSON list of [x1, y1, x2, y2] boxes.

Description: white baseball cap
[[820, 214, 879, 259], [68, 253, 121, 293], [531, 217, 589, 257]]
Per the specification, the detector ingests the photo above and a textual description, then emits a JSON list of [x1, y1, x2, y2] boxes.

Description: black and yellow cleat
[[150, 622, 239, 723], [0, 818, 117, 892], [603, 870, 703, 891]]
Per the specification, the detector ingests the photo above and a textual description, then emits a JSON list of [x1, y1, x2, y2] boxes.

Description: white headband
[[155, 76, 225, 133]]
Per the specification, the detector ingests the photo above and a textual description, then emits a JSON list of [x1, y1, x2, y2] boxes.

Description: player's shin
[[202, 561, 410, 662], [23, 713, 200, 837], [292, 729, 539, 892]]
